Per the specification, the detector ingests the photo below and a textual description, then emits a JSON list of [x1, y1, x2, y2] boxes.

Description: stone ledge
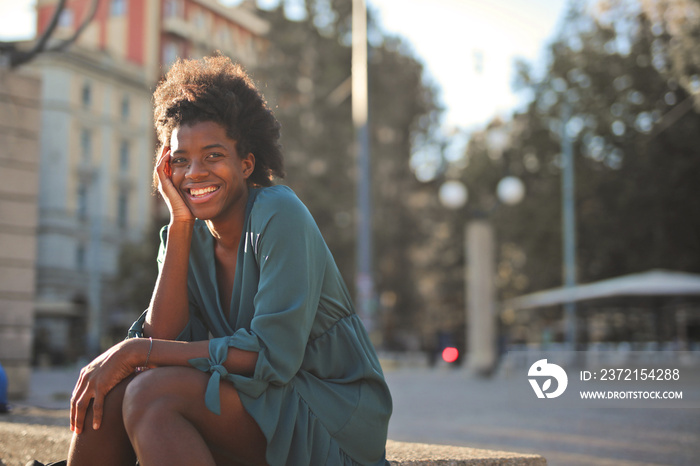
[[0, 416, 547, 466], [386, 440, 547, 466]]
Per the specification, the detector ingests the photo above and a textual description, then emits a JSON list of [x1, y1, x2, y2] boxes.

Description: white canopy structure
[[505, 269, 700, 311]]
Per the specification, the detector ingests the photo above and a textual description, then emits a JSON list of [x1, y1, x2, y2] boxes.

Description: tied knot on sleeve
[[188, 338, 231, 415], [209, 363, 228, 378]]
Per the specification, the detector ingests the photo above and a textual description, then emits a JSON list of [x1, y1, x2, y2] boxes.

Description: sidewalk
[[19, 367, 80, 411], [0, 368, 77, 466]]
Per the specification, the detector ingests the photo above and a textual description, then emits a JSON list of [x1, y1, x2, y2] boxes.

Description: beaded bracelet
[[135, 337, 153, 373]]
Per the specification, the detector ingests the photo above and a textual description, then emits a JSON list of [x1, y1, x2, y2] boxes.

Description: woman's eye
[[208, 153, 224, 159], [171, 157, 187, 165]]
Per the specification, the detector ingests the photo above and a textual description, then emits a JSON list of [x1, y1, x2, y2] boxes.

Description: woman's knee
[[122, 369, 163, 431], [78, 374, 133, 429], [122, 368, 195, 431], [123, 369, 158, 406]]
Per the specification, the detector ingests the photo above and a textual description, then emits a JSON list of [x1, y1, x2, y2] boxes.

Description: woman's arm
[[70, 337, 257, 433], [144, 221, 194, 339], [143, 147, 195, 339], [145, 339, 258, 376]]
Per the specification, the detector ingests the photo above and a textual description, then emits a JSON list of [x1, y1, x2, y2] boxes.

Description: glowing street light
[[497, 176, 525, 206], [438, 180, 468, 209]]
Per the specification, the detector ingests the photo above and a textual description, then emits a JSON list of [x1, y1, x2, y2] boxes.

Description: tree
[[0, 0, 99, 68], [435, 0, 700, 344], [637, 0, 700, 109]]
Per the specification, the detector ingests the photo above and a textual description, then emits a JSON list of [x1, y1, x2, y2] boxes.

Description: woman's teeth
[[190, 186, 219, 197]]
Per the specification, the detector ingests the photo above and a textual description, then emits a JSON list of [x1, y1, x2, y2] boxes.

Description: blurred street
[[386, 367, 700, 466], [3, 365, 698, 466]]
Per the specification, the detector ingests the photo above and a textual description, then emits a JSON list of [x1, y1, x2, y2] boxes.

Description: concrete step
[[0, 411, 546, 466]]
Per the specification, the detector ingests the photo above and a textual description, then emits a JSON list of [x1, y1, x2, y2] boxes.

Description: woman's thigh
[[123, 366, 267, 465]]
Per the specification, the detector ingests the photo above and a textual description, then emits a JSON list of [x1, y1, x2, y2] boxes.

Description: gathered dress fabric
[[128, 185, 392, 465]]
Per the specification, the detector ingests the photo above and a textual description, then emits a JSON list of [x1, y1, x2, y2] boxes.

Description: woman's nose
[[185, 159, 208, 179]]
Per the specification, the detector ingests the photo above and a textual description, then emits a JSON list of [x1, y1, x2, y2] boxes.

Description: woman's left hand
[[70, 339, 144, 434]]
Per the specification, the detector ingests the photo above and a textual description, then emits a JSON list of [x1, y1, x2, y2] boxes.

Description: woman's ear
[[242, 152, 255, 179]]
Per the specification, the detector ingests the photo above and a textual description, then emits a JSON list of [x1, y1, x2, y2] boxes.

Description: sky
[[0, 0, 567, 132], [368, 0, 567, 130]]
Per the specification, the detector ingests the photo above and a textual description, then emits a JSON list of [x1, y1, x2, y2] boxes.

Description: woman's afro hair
[[153, 54, 284, 186]]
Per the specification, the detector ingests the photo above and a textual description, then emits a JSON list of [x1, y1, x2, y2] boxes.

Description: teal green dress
[[129, 185, 392, 465]]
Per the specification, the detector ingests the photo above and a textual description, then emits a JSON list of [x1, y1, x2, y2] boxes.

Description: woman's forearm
[[145, 220, 195, 339], [128, 338, 258, 376]]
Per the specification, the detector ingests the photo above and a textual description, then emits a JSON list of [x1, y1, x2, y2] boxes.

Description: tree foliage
[[637, 0, 700, 108], [508, 0, 700, 285], [433, 0, 700, 343]]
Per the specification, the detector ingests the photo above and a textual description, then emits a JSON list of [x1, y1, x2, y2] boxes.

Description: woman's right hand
[[71, 340, 142, 434], [155, 145, 195, 224]]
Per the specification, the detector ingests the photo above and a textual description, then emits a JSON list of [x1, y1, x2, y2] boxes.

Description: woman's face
[[169, 121, 254, 223]]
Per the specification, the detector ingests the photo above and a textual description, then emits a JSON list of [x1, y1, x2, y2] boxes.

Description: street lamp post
[[86, 171, 103, 358], [352, 0, 375, 335], [439, 176, 524, 375], [465, 217, 496, 374], [560, 101, 578, 350]]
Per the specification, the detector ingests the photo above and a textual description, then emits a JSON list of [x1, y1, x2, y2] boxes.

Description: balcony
[[161, 16, 192, 40]]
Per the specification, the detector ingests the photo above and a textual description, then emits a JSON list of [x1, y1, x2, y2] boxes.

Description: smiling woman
[[42, 55, 393, 466]]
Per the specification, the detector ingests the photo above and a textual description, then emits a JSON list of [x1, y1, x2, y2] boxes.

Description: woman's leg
[[67, 375, 137, 466], [122, 367, 267, 466]]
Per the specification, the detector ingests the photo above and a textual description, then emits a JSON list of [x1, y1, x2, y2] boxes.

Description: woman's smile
[[186, 185, 221, 202]]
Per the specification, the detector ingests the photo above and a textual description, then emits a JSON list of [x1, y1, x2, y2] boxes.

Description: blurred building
[[157, 0, 269, 73], [26, 0, 270, 363], [0, 69, 42, 397], [28, 46, 154, 363]]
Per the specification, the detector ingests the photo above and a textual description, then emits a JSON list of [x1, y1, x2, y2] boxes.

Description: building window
[[121, 95, 130, 120], [217, 26, 231, 46], [77, 183, 88, 220], [163, 41, 180, 69], [119, 140, 130, 172], [76, 244, 86, 270], [193, 10, 205, 30], [80, 128, 92, 162], [164, 0, 184, 18], [58, 8, 74, 28], [82, 82, 91, 107], [111, 0, 127, 16], [117, 190, 128, 228]]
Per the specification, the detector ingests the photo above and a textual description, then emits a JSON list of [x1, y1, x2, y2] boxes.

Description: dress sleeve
[[197, 192, 328, 402]]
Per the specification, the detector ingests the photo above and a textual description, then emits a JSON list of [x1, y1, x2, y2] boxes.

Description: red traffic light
[[442, 347, 459, 363]]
